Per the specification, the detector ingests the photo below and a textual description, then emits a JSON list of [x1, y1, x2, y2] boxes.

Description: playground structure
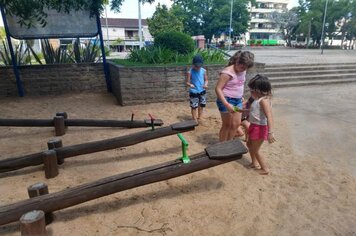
[[0, 120, 198, 178], [0, 139, 248, 228], [0, 112, 164, 136]]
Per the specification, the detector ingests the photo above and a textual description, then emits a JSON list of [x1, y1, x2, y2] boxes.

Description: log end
[[205, 139, 248, 160], [171, 120, 198, 131]]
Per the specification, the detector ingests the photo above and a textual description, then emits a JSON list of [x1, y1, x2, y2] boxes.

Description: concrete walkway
[[233, 47, 356, 65]]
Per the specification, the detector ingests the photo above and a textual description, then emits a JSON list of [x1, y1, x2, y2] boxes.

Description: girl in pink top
[[215, 51, 255, 141]]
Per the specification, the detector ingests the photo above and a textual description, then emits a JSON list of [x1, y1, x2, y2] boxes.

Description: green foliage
[[0, 39, 41, 66], [72, 39, 101, 63], [147, 4, 184, 38], [125, 46, 226, 65], [0, 27, 6, 40], [296, 0, 355, 47], [171, 0, 250, 40], [154, 31, 195, 54], [41, 39, 74, 64]]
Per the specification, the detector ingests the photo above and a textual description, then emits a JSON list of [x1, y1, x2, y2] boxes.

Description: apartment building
[[100, 18, 153, 52], [247, 0, 289, 42]]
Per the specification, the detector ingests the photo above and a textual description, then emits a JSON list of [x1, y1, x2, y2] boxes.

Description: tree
[[0, 0, 155, 27], [270, 8, 299, 46], [147, 4, 183, 38], [171, 0, 250, 40], [296, 0, 355, 47]]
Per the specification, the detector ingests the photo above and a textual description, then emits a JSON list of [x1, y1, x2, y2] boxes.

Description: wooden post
[[27, 183, 53, 224], [47, 139, 64, 165], [56, 112, 68, 131], [20, 210, 46, 236], [53, 116, 65, 136], [55, 112, 68, 119], [42, 150, 58, 179]]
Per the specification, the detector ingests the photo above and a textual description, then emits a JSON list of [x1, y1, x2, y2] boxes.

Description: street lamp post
[[320, 0, 329, 55], [228, 0, 233, 51], [138, 0, 143, 49]]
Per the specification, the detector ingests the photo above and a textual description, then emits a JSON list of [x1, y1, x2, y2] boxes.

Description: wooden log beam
[[0, 118, 163, 128], [0, 139, 247, 226], [65, 119, 163, 128], [0, 121, 198, 173]]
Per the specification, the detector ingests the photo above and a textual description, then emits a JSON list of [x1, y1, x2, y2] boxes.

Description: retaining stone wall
[[0, 63, 106, 97], [108, 61, 265, 106]]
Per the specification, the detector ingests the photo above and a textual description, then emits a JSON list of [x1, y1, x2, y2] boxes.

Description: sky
[[1, 0, 299, 26]]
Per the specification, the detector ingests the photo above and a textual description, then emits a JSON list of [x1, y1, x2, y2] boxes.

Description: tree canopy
[[147, 4, 183, 37], [171, 0, 250, 40], [295, 0, 355, 46]]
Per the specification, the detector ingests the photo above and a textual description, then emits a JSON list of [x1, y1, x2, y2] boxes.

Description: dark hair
[[248, 74, 272, 96], [227, 51, 255, 68]]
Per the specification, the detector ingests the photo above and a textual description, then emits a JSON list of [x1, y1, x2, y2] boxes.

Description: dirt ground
[[0, 92, 355, 236]]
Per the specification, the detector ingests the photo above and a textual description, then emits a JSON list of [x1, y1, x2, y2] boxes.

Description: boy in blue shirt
[[186, 55, 208, 122]]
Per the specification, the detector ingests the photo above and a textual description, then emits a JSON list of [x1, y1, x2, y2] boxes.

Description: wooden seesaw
[[0, 139, 247, 229], [0, 120, 198, 178], [0, 112, 163, 136]]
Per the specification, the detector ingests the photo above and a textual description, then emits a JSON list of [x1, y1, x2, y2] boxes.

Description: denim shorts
[[216, 97, 242, 113]]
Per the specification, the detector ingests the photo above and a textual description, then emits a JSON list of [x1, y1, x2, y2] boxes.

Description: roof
[[100, 18, 148, 28]]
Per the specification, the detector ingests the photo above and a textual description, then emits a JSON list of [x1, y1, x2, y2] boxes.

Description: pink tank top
[[220, 70, 246, 98]]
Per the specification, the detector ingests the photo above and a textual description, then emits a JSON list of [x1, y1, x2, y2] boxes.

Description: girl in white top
[[247, 75, 276, 175]]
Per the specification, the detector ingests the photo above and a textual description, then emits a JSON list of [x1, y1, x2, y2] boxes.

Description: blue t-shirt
[[189, 67, 206, 94]]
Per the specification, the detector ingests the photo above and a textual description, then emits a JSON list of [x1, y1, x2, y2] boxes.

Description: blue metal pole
[[96, 13, 112, 92], [0, 6, 25, 97]]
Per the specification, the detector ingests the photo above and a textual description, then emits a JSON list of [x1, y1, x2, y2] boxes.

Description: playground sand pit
[[0, 92, 355, 236]]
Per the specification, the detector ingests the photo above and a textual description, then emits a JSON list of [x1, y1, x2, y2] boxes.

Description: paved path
[[274, 83, 356, 177], [232, 47, 356, 65]]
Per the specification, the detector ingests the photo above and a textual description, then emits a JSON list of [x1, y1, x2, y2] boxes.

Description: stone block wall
[[0, 63, 106, 97], [108, 61, 265, 106]]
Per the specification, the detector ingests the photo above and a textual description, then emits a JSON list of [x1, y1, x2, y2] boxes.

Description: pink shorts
[[248, 123, 268, 141]]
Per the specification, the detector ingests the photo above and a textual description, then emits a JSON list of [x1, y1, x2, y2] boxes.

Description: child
[[215, 51, 255, 141], [246, 74, 276, 175], [186, 55, 208, 122]]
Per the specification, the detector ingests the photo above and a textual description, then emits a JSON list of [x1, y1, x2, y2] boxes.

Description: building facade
[[100, 18, 153, 52], [246, 0, 289, 43]]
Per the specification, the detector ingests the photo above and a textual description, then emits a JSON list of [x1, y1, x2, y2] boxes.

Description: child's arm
[[261, 98, 276, 143], [186, 69, 194, 88], [203, 69, 208, 89]]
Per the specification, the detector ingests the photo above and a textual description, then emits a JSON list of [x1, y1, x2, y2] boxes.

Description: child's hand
[[268, 132, 276, 143], [203, 85, 208, 89], [190, 84, 195, 88]]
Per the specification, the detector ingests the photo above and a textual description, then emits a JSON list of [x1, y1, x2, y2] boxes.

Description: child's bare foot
[[256, 169, 270, 175], [248, 163, 261, 169]]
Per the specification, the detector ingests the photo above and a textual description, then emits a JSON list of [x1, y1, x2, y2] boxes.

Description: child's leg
[[246, 139, 260, 168], [249, 140, 269, 174], [198, 93, 207, 120], [191, 108, 198, 121], [198, 106, 203, 120], [241, 120, 250, 141], [235, 126, 244, 137], [189, 95, 199, 121]]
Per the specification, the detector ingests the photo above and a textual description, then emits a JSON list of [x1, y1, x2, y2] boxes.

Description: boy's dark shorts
[[189, 91, 206, 109]]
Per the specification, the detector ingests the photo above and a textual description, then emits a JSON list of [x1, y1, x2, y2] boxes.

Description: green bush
[[154, 31, 195, 54], [122, 47, 227, 65]]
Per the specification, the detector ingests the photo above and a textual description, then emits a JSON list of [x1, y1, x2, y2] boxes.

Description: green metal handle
[[177, 133, 190, 164]]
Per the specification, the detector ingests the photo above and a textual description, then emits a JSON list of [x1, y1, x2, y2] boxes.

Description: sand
[[0, 92, 355, 236]]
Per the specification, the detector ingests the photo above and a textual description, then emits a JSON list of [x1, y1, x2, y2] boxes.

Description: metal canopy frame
[[0, 6, 112, 97]]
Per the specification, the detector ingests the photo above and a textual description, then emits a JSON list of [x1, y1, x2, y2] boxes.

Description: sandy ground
[[0, 92, 355, 236]]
